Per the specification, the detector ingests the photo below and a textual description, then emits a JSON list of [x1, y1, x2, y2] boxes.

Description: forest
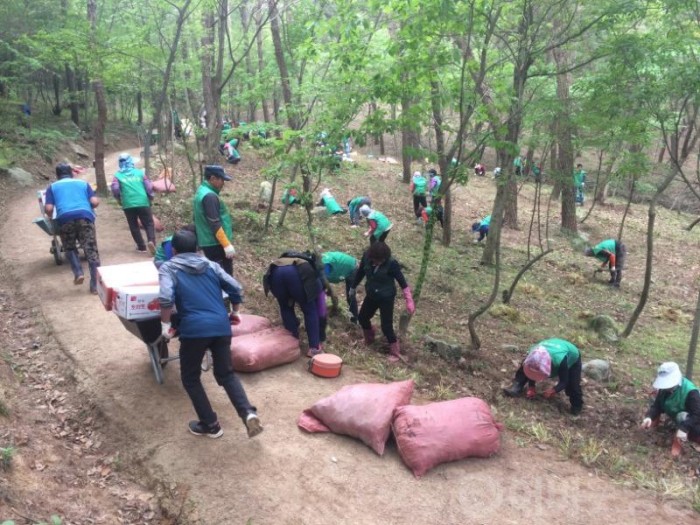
[[1, 0, 700, 521]]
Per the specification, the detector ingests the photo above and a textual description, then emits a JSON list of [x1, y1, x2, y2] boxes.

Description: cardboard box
[[96, 261, 159, 310], [112, 285, 162, 321]]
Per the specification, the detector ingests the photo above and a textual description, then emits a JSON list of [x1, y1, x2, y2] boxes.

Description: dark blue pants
[[202, 244, 233, 276], [344, 269, 359, 321], [123, 206, 155, 249], [179, 335, 255, 426], [268, 265, 323, 348]]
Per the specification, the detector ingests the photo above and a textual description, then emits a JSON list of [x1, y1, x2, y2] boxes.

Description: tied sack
[[231, 314, 272, 337], [297, 380, 414, 456], [230, 326, 299, 372], [392, 397, 503, 478]]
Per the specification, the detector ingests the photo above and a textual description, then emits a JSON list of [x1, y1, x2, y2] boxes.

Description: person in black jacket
[[350, 242, 415, 363]]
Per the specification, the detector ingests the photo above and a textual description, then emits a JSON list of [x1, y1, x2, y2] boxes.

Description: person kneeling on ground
[[350, 242, 415, 363], [641, 362, 700, 457], [584, 238, 626, 288], [503, 338, 583, 415], [317, 188, 347, 215], [347, 195, 371, 227], [158, 229, 263, 439], [263, 251, 327, 357], [471, 215, 491, 243]]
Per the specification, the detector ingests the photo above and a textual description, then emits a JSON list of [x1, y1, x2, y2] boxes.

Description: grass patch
[[0, 446, 15, 471]]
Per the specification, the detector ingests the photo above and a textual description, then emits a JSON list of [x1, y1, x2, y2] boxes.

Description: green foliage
[[0, 446, 15, 471]]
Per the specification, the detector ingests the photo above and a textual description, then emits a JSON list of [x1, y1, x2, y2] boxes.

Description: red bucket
[[308, 353, 343, 378]]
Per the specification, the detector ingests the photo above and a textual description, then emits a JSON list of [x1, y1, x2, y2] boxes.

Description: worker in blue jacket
[[158, 229, 262, 440]]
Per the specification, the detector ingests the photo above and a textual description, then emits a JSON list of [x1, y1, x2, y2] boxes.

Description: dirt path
[[2, 150, 697, 524]]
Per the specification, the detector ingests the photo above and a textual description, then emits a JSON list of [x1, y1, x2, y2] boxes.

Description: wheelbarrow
[[32, 190, 64, 266], [117, 315, 180, 385]]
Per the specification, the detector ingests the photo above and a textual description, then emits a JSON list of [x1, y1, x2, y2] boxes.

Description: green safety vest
[[574, 169, 586, 187], [322, 195, 344, 214], [412, 175, 427, 196], [154, 235, 172, 264], [481, 215, 491, 227], [662, 378, 698, 419], [115, 169, 150, 209], [592, 239, 616, 263], [514, 157, 523, 168], [535, 338, 580, 378], [369, 210, 392, 239], [322, 252, 357, 283], [193, 180, 233, 248]]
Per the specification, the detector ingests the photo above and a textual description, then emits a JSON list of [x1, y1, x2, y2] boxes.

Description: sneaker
[[188, 420, 223, 438], [306, 347, 323, 358], [245, 413, 263, 438], [570, 405, 583, 416], [74, 275, 85, 285], [503, 382, 525, 397], [136, 247, 148, 253], [147, 241, 156, 256]]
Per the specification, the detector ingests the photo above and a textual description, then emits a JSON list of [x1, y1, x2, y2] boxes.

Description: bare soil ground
[[1, 143, 699, 524]]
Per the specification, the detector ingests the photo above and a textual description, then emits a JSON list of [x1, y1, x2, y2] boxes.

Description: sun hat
[[652, 362, 682, 390], [523, 345, 552, 382]]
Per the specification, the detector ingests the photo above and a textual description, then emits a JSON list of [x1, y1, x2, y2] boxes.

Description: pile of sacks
[[298, 380, 503, 477], [230, 314, 301, 372]]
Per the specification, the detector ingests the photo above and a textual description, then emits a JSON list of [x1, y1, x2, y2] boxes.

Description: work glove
[[363, 231, 370, 237], [473, 239, 479, 244], [224, 244, 236, 259], [161, 321, 173, 341], [641, 417, 653, 429], [229, 311, 241, 325], [403, 287, 415, 315], [348, 288, 357, 301], [543, 388, 557, 399], [676, 429, 688, 442], [610, 266, 616, 272], [525, 386, 536, 399]]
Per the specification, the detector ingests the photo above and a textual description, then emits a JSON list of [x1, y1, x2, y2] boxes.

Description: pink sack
[[230, 326, 300, 372], [231, 314, 272, 337], [392, 397, 503, 478], [297, 409, 331, 433], [152, 178, 177, 193], [302, 380, 414, 455]]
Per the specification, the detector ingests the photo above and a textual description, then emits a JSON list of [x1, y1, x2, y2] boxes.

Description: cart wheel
[[148, 343, 165, 384], [51, 239, 63, 266]]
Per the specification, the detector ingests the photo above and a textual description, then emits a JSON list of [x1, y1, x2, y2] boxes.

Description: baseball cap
[[204, 165, 232, 181], [652, 362, 682, 390]]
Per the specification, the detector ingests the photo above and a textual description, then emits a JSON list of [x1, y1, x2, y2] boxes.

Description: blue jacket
[[44, 178, 96, 225], [158, 253, 243, 339]]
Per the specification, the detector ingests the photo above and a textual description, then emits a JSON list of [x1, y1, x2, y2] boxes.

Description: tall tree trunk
[[482, 150, 512, 265], [254, 3, 270, 123], [201, 11, 216, 161], [622, 168, 678, 338], [65, 64, 80, 126], [87, 0, 107, 194], [136, 91, 143, 125], [552, 44, 577, 234], [52, 73, 61, 116], [687, 285, 700, 380], [269, 0, 297, 130], [240, 2, 257, 122]]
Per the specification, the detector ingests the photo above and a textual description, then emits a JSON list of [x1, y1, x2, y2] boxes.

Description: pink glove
[[403, 287, 415, 315]]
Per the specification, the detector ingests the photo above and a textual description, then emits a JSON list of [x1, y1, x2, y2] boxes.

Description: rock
[[582, 359, 612, 382], [70, 142, 90, 159], [423, 335, 463, 361], [6, 167, 34, 186], [500, 344, 519, 353], [587, 314, 619, 342]]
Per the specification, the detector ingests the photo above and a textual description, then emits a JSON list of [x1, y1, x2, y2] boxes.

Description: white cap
[[413, 171, 422, 178], [360, 204, 371, 217], [653, 362, 682, 390]]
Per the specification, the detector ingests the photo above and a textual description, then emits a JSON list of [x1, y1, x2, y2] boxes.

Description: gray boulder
[[583, 359, 612, 382], [6, 167, 34, 186], [423, 335, 463, 361], [70, 142, 90, 159]]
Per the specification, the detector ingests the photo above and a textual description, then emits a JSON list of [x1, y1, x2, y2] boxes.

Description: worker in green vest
[[641, 362, 700, 456], [360, 205, 393, 244], [154, 224, 195, 268], [347, 195, 371, 227], [110, 153, 156, 254], [503, 338, 584, 415], [410, 170, 428, 223], [193, 165, 235, 276], [322, 251, 359, 323], [317, 188, 346, 215], [513, 154, 523, 176], [428, 169, 442, 205], [584, 238, 626, 288], [574, 163, 586, 205]]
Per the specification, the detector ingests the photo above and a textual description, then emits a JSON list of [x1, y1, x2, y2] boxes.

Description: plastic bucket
[[308, 353, 343, 378]]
